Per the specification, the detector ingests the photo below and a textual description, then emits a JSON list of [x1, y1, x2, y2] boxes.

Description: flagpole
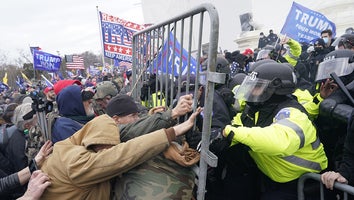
[[29, 44, 36, 82], [41, 74, 54, 87], [96, 6, 106, 68]]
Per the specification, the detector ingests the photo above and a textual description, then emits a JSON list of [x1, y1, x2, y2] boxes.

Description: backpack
[[46, 110, 60, 141]]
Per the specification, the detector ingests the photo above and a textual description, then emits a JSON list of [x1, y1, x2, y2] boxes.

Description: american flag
[[66, 55, 85, 69]]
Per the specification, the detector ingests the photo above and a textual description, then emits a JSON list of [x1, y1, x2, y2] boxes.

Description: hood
[[69, 114, 120, 148], [57, 85, 86, 117]]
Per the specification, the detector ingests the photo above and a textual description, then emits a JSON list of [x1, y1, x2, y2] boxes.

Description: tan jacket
[[40, 114, 172, 200]]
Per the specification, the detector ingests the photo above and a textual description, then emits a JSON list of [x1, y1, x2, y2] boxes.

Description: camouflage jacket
[[113, 110, 196, 200]]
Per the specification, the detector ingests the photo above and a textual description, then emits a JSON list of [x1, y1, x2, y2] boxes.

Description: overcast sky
[[0, 0, 323, 64], [0, 0, 144, 63]]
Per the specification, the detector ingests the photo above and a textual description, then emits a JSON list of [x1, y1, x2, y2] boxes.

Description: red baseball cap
[[43, 86, 54, 94], [53, 80, 82, 95], [242, 48, 254, 56]]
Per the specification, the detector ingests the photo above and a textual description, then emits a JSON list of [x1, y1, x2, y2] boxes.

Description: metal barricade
[[131, 3, 221, 200], [298, 173, 354, 200]]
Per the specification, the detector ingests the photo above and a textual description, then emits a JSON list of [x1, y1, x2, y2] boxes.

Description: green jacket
[[115, 110, 196, 200], [119, 110, 177, 141]]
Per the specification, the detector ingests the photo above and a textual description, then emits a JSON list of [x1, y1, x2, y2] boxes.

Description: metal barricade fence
[[298, 173, 354, 200], [131, 3, 222, 200]]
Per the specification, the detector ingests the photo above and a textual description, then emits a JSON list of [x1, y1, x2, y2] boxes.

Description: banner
[[151, 32, 199, 77], [33, 50, 61, 72], [281, 2, 336, 44], [99, 11, 146, 62]]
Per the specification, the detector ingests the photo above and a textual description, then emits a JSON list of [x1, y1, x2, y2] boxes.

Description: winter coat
[[40, 114, 174, 200]]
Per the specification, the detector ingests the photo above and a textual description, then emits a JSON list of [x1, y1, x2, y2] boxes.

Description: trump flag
[[33, 50, 61, 72], [281, 2, 336, 44], [99, 11, 146, 63]]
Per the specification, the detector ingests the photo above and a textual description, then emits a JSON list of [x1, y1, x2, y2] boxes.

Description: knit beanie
[[106, 94, 139, 117]]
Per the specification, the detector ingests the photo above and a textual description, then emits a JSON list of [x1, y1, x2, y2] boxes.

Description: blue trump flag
[[33, 50, 61, 72], [151, 32, 199, 77], [281, 2, 336, 44]]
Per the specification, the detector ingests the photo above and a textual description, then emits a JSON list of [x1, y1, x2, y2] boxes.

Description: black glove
[[209, 131, 235, 156], [185, 129, 202, 150]]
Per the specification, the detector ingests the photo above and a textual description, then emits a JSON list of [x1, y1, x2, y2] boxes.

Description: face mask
[[322, 37, 329, 44], [315, 47, 323, 52]]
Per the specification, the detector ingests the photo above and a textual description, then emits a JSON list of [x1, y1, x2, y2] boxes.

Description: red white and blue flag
[[65, 55, 85, 70], [99, 11, 146, 63]]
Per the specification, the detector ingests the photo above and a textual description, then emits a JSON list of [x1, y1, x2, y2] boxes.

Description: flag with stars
[[150, 32, 199, 76], [281, 2, 336, 44], [99, 11, 146, 63]]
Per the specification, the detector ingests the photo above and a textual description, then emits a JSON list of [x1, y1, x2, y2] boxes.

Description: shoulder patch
[[274, 108, 291, 121]]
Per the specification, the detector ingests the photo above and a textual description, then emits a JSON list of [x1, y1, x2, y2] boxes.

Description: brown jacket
[[40, 114, 174, 200]]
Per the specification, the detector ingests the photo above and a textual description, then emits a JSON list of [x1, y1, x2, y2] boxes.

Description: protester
[[17, 170, 51, 200], [1, 103, 38, 175], [51, 85, 96, 143], [43, 86, 56, 103], [39, 104, 202, 199], [321, 29, 335, 51], [93, 81, 118, 115], [0, 140, 52, 198], [53, 79, 82, 95], [105, 94, 199, 199], [1, 109, 48, 200], [119, 69, 133, 95]]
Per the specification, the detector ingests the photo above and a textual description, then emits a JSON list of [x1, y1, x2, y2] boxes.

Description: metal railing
[[131, 3, 221, 200], [298, 173, 354, 200]]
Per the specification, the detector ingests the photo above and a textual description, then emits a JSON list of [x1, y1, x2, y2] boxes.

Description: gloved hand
[[209, 131, 234, 156], [185, 129, 202, 150]]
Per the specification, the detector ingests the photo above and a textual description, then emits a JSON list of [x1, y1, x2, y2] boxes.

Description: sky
[[0, 0, 145, 64], [0, 0, 328, 64]]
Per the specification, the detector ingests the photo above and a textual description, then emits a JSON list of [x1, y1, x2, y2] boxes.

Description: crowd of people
[[1, 28, 354, 200]]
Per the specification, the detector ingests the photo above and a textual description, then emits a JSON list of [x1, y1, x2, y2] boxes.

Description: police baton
[[330, 72, 354, 106]]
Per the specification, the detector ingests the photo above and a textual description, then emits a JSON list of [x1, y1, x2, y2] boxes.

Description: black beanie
[[106, 94, 139, 117]]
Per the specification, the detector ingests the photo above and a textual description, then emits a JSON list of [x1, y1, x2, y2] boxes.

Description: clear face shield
[[234, 75, 275, 103], [315, 57, 354, 82], [256, 49, 271, 61], [332, 36, 354, 49]]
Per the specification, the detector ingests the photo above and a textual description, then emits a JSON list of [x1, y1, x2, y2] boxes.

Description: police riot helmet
[[235, 62, 296, 102], [249, 59, 277, 72], [315, 49, 354, 82], [332, 34, 354, 49], [201, 55, 230, 86], [201, 55, 230, 73]]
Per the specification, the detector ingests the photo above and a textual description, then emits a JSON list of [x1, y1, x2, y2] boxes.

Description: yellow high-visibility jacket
[[224, 107, 327, 183]]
